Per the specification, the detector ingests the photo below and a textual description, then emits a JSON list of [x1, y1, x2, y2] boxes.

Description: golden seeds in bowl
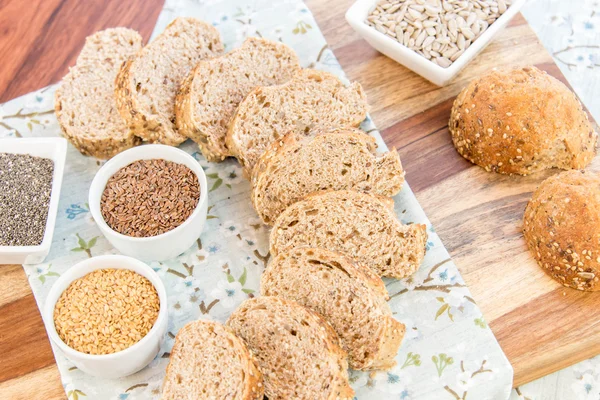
[[100, 159, 200, 237], [53, 268, 160, 355]]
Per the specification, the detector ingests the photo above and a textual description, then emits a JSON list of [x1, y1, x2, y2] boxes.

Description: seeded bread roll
[[162, 320, 264, 400], [251, 128, 405, 224], [175, 37, 300, 161], [523, 170, 600, 291], [450, 66, 597, 175], [226, 69, 368, 174], [54, 28, 142, 159], [227, 296, 354, 400], [270, 190, 427, 279], [261, 247, 405, 370], [115, 17, 224, 146]]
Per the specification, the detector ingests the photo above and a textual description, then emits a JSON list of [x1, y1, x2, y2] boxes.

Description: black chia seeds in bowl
[[0, 153, 54, 246]]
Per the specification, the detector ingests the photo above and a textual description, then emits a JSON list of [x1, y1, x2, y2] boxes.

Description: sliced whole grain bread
[[261, 247, 405, 370], [175, 37, 300, 162], [251, 128, 405, 224], [226, 296, 354, 400], [270, 190, 428, 279], [225, 69, 368, 174], [115, 17, 224, 146], [54, 28, 142, 159], [162, 320, 264, 400]]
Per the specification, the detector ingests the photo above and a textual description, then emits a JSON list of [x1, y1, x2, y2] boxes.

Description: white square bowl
[[0, 137, 67, 265], [346, 0, 527, 86]]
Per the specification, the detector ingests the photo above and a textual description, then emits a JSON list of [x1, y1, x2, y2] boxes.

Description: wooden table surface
[[1, 0, 599, 398]]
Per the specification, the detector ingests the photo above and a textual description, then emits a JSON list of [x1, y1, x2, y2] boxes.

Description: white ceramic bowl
[[0, 137, 67, 265], [346, 0, 526, 86], [44, 255, 168, 378], [89, 145, 208, 262]]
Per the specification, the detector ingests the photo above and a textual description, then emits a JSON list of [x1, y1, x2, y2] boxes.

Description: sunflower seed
[[436, 56, 452, 67]]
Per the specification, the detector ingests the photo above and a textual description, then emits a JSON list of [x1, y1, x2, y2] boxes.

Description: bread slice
[[251, 128, 405, 224], [175, 37, 300, 162], [115, 17, 224, 146], [162, 320, 264, 400], [261, 247, 405, 370], [54, 28, 142, 159], [226, 296, 354, 400], [270, 190, 428, 279], [225, 69, 368, 174]]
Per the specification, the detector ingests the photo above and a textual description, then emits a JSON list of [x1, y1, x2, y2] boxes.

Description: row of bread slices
[[55, 16, 430, 399], [54, 16, 367, 180], [162, 107, 428, 399], [163, 172, 429, 399], [163, 244, 418, 400]]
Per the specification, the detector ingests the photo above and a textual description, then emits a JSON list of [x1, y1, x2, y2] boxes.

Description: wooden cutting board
[[0, 0, 598, 398], [311, 2, 600, 388]]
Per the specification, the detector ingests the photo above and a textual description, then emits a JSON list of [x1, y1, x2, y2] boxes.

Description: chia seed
[[0, 153, 54, 246]]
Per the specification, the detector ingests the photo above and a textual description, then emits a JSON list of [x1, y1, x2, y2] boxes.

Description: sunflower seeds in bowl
[[347, 0, 525, 85], [365, 0, 512, 68]]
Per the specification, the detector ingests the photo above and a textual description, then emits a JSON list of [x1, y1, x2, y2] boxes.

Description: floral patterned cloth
[[522, 0, 600, 124], [12, 0, 600, 399]]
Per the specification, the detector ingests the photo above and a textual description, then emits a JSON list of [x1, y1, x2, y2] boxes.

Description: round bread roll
[[523, 170, 600, 291], [450, 66, 597, 175]]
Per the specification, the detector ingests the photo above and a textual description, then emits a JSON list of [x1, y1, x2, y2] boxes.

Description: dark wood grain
[[0, 0, 597, 397], [0, 0, 164, 102], [0, 294, 56, 382]]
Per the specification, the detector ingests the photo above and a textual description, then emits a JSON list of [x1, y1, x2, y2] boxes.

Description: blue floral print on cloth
[[0, 0, 522, 398]]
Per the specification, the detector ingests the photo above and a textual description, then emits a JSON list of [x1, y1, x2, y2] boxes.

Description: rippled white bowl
[[89, 144, 208, 262], [44, 255, 168, 378]]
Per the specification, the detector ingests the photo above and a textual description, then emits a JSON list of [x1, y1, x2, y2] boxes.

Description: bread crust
[[114, 17, 224, 146], [250, 128, 405, 225], [54, 28, 143, 159], [162, 320, 264, 400], [261, 247, 405, 370], [227, 296, 354, 400], [225, 69, 368, 175], [523, 170, 600, 291], [270, 190, 427, 279], [449, 66, 597, 175], [175, 37, 300, 162]]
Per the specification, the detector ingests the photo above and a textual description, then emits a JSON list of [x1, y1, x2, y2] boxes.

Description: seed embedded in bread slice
[[162, 320, 264, 400], [261, 247, 405, 370], [175, 37, 300, 162], [115, 17, 224, 146], [225, 69, 368, 174], [251, 128, 405, 224], [226, 296, 354, 400], [270, 190, 427, 279], [54, 28, 143, 159]]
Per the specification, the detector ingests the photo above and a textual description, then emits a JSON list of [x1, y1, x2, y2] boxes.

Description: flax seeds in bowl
[[53, 268, 160, 355], [100, 159, 200, 238]]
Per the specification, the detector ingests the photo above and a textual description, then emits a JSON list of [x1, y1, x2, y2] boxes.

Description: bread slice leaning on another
[[162, 320, 264, 400], [175, 37, 300, 161], [226, 69, 368, 174], [261, 247, 405, 370], [55, 28, 142, 159], [251, 128, 405, 224], [270, 190, 428, 279], [115, 17, 224, 146], [227, 296, 354, 400]]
